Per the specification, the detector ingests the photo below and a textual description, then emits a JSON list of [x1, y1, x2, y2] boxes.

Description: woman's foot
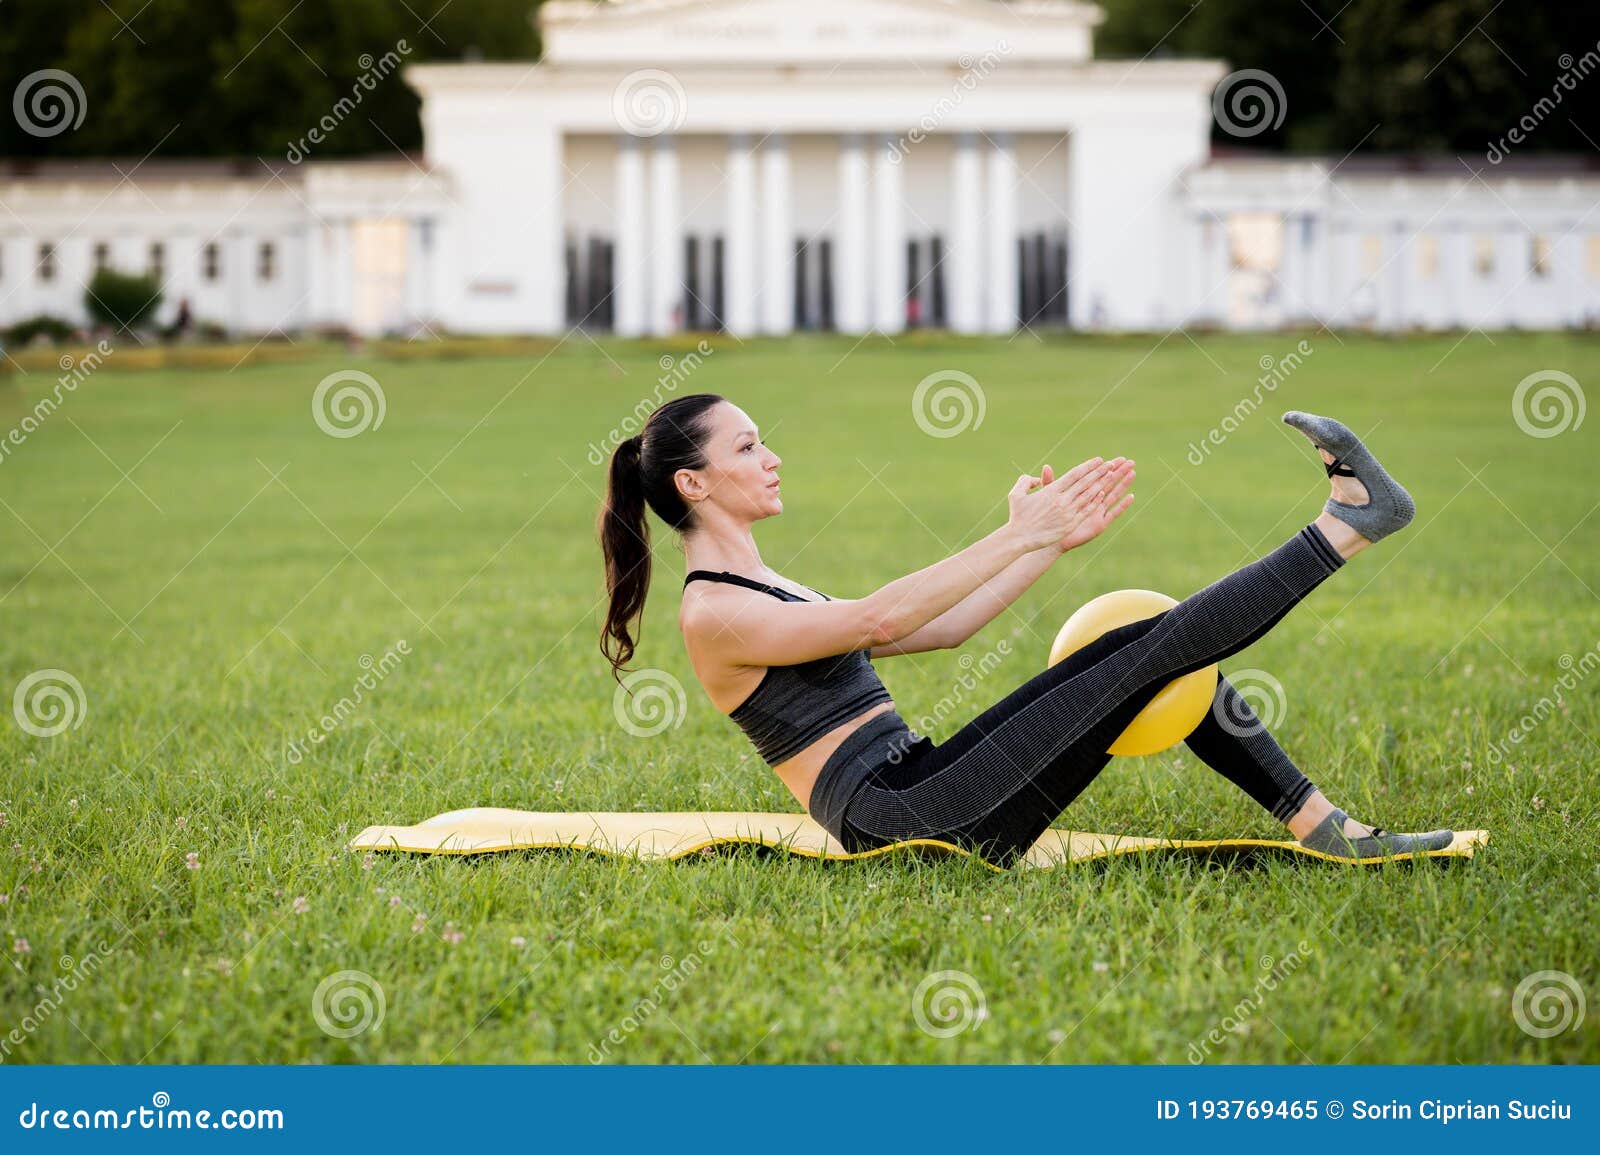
[[1282, 411, 1416, 552], [1295, 805, 1454, 861]]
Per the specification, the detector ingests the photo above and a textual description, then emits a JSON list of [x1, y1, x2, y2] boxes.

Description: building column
[[1387, 220, 1407, 331], [949, 131, 983, 333], [229, 230, 251, 334], [1182, 214, 1210, 326], [613, 135, 647, 337], [984, 132, 1018, 333], [1300, 212, 1326, 323], [724, 133, 758, 337], [1557, 226, 1582, 327], [1207, 217, 1232, 326], [871, 133, 906, 333], [835, 133, 870, 333], [648, 136, 681, 336], [759, 134, 793, 334]]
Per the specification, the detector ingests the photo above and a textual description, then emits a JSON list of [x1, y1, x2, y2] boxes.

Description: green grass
[[1, 330, 1597, 1064]]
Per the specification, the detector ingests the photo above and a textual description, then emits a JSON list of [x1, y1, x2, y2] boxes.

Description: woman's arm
[[687, 457, 1128, 670], [868, 541, 1064, 656], [686, 523, 1035, 671], [867, 457, 1135, 657], [859, 457, 1127, 647]]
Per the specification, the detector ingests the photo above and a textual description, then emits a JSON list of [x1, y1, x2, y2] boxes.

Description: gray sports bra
[[683, 570, 894, 766]]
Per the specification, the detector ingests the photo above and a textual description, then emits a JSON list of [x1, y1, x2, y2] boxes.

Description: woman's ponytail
[[596, 393, 726, 686], [599, 435, 650, 683]]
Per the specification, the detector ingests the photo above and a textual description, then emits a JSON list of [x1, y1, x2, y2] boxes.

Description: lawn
[[1, 329, 1596, 1064]]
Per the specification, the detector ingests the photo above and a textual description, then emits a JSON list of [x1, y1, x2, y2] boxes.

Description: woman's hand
[[1050, 457, 1135, 550], [1004, 456, 1136, 553]]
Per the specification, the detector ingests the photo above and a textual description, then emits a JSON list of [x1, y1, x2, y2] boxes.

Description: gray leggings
[[834, 523, 1345, 867]]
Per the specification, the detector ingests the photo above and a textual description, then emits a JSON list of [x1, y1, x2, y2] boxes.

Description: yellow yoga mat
[[349, 807, 1490, 873]]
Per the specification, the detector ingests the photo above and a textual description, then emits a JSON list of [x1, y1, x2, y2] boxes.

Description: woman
[[598, 394, 1453, 870]]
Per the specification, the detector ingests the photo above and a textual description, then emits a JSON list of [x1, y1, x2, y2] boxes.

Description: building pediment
[[539, 0, 1103, 66]]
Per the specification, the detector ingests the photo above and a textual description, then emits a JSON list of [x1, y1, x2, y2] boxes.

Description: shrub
[[5, 314, 78, 345], [84, 268, 164, 332]]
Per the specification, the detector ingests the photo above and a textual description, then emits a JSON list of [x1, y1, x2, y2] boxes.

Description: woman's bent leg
[[840, 523, 1346, 865], [1181, 673, 1319, 824]]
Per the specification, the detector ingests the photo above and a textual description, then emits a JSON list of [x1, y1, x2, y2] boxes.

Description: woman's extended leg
[[837, 413, 1451, 866]]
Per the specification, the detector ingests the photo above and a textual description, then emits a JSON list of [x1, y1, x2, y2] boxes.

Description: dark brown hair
[[598, 392, 726, 685]]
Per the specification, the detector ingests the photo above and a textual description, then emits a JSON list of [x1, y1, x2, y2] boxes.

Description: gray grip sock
[[1297, 806, 1454, 860], [1281, 411, 1416, 543]]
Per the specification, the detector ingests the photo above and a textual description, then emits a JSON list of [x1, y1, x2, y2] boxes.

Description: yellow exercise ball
[[1047, 589, 1218, 756]]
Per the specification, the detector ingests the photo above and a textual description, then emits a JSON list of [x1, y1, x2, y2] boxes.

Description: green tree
[[1, 0, 542, 158], [1094, 0, 1597, 154], [84, 267, 163, 332]]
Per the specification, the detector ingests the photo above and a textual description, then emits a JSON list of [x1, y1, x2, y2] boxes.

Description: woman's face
[[682, 401, 782, 521]]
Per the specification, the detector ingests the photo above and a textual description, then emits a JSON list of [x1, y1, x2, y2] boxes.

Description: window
[[93, 241, 110, 272], [39, 242, 56, 283], [1416, 234, 1438, 279], [149, 241, 165, 280], [202, 241, 221, 282], [1360, 233, 1382, 277], [257, 240, 276, 282], [1530, 234, 1552, 278], [1225, 212, 1285, 272], [1473, 234, 1495, 278]]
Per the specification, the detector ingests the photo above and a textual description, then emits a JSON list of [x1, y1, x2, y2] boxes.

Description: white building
[[3, 0, 1598, 338]]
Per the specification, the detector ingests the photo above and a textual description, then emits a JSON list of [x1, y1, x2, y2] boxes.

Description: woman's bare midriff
[[767, 701, 897, 813], [687, 652, 896, 811]]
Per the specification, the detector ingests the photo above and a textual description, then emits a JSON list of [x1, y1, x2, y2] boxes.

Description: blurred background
[[2, 0, 1597, 346], [1, 0, 1597, 1066]]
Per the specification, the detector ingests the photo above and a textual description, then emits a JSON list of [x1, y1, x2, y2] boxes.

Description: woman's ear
[[673, 466, 704, 505]]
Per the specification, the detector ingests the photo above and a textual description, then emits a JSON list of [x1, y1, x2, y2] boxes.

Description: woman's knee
[[1046, 611, 1169, 682]]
